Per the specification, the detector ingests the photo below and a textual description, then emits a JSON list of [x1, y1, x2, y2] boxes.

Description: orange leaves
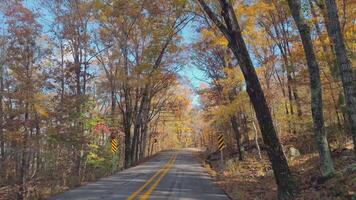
[[5, 131, 24, 143]]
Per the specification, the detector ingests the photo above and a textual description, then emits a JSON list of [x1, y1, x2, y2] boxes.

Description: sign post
[[111, 138, 118, 173], [111, 138, 118, 154], [218, 134, 226, 167]]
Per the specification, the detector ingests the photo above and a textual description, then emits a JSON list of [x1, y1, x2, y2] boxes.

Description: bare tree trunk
[[252, 121, 262, 160], [287, 0, 335, 177], [139, 124, 146, 159], [35, 117, 40, 173], [230, 115, 243, 160], [196, 1, 297, 198], [131, 106, 142, 164], [241, 112, 249, 142], [60, 42, 65, 103], [19, 105, 29, 200], [73, 46, 82, 178], [0, 64, 4, 161], [323, 0, 356, 158], [147, 133, 152, 157], [123, 118, 131, 168]]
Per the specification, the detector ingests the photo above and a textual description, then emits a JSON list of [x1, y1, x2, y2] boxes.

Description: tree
[[94, 0, 191, 167], [5, 2, 44, 198], [196, 0, 297, 199], [0, 23, 6, 162], [286, 0, 335, 177], [322, 0, 356, 158], [192, 31, 245, 160]]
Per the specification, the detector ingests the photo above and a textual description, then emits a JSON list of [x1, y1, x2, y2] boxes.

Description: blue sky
[[178, 22, 205, 106]]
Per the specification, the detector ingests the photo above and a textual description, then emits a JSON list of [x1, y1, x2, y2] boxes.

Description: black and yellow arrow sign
[[218, 134, 225, 150], [111, 138, 118, 154]]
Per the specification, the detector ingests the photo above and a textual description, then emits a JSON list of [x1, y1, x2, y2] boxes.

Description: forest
[[0, 0, 355, 200]]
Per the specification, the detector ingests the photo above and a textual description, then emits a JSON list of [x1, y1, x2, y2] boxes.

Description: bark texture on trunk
[[230, 115, 243, 161], [123, 110, 132, 168], [0, 65, 4, 161], [286, 0, 335, 176], [196, 0, 297, 199], [323, 0, 356, 158]]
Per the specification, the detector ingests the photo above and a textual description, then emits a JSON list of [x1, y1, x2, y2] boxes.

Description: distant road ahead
[[49, 149, 230, 200]]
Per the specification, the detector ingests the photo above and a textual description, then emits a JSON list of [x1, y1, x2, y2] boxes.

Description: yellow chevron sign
[[218, 134, 225, 150], [111, 138, 118, 153]]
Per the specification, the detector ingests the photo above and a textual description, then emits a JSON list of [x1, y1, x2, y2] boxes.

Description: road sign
[[111, 138, 118, 154], [218, 134, 225, 150]]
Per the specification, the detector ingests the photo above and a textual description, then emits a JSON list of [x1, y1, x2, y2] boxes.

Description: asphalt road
[[49, 149, 230, 200]]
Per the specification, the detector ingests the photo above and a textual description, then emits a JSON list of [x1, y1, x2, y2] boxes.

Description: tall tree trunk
[[0, 64, 4, 161], [140, 118, 148, 158], [147, 132, 152, 157], [144, 96, 152, 158], [252, 121, 262, 160], [131, 99, 144, 164], [35, 117, 40, 177], [134, 128, 140, 163], [73, 49, 82, 178], [287, 0, 335, 177], [230, 115, 243, 160], [19, 105, 29, 200], [123, 118, 131, 168], [241, 112, 249, 142], [308, 0, 343, 128], [287, 51, 303, 117], [60, 42, 65, 103], [323, 0, 356, 158], [196, 1, 297, 199]]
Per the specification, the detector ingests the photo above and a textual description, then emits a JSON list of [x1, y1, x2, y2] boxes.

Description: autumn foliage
[[0, 0, 355, 199]]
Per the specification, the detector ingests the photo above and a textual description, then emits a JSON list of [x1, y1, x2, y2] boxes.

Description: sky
[[178, 21, 206, 107]]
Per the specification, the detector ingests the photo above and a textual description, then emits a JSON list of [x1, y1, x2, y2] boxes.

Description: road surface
[[49, 149, 230, 200]]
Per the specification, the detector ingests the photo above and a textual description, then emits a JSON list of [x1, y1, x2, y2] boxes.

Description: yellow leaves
[[232, 1, 275, 48], [344, 24, 356, 54], [94, 0, 113, 23], [34, 104, 48, 118], [215, 36, 228, 47], [98, 13, 108, 22], [88, 143, 99, 150], [235, 1, 273, 26], [92, 0, 105, 10], [99, 28, 110, 40], [200, 28, 228, 47], [211, 104, 234, 121], [87, 152, 99, 160], [172, 0, 187, 7], [219, 67, 244, 93], [33, 92, 49, 118], [201, 28, 214, 41]]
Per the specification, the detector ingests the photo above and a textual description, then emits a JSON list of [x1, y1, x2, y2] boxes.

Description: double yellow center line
[[127, 154, 177, 200]]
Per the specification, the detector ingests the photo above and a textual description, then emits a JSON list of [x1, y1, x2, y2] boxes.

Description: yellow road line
[[140, 154, 177, 200], [127, 154, 175, 200]]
